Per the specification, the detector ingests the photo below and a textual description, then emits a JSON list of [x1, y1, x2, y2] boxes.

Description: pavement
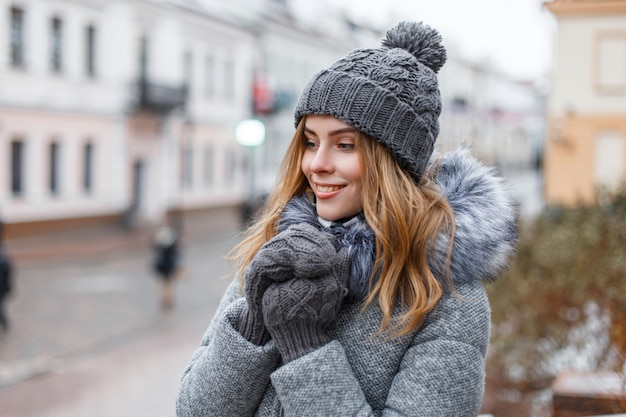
[[1, 320, 202, 417], [0, 206, 243, 417], [4, 205, 242, 263]]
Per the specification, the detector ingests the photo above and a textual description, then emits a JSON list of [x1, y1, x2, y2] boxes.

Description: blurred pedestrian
[[152, 225, 180, 310], [177, 21, 517, 416], [0, 221, 12, 332], [241, 192, 269, 228]]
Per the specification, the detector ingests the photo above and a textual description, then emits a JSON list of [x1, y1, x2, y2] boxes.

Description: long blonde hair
[[229, 116, 455, 337]]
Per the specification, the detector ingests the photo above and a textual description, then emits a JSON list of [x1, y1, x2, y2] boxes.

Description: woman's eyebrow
[[329, 127, 356, 136], [304, 127, 356, 136]]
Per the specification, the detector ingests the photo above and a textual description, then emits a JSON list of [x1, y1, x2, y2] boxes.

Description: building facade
[[0, 0, 258, 237], [0, 0, 346, 238], [438, 54, 545, 170], [544, 0, 626, 205], [0, 0, 547, 238]]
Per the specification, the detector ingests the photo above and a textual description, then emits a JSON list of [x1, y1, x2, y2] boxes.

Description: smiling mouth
[[316, 184, 345, 193]]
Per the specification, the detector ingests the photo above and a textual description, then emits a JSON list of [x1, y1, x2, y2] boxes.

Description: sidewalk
[[0, 308, 216, 417], [5, 224, 152, 263], [0, 206, 240, 413], [4, 205, 243, 263]]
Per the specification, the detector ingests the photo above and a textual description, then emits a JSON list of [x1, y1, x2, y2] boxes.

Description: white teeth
[[317, 185, 343, 193]]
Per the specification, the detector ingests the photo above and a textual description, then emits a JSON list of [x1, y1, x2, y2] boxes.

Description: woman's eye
[[304, 139, 318, 149], [338, 143, 355, 151]]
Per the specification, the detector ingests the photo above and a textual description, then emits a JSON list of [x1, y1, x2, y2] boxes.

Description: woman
[[177, 21, 517, 416], [152, 225, 180, 310]]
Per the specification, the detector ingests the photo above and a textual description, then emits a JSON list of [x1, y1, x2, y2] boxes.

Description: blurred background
[[0, 0, 624, 416]]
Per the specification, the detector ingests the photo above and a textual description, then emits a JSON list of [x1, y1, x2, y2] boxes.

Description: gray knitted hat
[[294, 21, 446, 182]]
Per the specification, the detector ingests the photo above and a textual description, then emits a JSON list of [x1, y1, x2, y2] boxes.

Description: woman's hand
[[262, 248, 351, 363], [237, 223, 340, 345]]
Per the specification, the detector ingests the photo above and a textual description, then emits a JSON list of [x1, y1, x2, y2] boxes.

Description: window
[[594, 131, 624, 192], [181, 146, 193, 188], [85, 25, 96, 77], [184, 50, 193, 90], [224, 149, 236, 185], [595, 31, 626, 93], [204, 147, 214, 186], [83, 142, 93, 193], [131, 160, 144, 209], [10, 140, 25, 196], [224, 60, 234, 98], [49, 142, 60, 194], [10, 7, 25, 67], [139, 36, 148, 79], [50, 17, 63, 72], [205, 56, 215, 97]]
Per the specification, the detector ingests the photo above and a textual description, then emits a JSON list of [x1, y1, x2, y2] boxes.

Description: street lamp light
[[235, 119, 265, 147], [235, 119, 266, 201]]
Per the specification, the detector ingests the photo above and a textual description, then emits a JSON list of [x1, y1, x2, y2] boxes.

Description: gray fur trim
[[431, 147, 518, 282]]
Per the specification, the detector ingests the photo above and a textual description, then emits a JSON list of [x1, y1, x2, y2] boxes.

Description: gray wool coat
[[176, 148, 518, 417]]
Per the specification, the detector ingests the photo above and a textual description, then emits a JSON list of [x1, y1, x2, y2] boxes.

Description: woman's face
[[301, 115, 364, 221]]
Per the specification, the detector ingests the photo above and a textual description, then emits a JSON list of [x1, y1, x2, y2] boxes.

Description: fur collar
[[278, 147, 518, 298]]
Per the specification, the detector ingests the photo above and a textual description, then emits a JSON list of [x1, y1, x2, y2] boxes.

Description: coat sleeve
[[270, 280, 490, 417], [176, 277, 281, 417]]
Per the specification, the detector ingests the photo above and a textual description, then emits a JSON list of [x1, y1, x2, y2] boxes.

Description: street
[[0, 210, 240, 417]]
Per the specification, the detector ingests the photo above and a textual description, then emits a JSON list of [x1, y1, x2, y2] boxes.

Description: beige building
[[544, 0, 626, 205]]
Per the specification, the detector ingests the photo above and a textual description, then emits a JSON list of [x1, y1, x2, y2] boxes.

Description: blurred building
[[0, 0, 351, 238], [438, 55, 545, 170], [544, 0, 626, 205], [0, 0, 255, 237], [0, 0, 546, 238]]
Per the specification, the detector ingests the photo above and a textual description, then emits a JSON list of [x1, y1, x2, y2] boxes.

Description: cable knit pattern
[[249, 223, 337, 280], [237, 223, 340, 344], [278, 201, 376, 299], [262, 248, 350, 363]]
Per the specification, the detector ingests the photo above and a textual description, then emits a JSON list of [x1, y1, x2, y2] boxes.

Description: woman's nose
[[309, 145, 333, 173]]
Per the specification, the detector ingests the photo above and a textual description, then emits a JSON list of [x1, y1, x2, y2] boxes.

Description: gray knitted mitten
[[262, 248, 351, 363], [237, 223, 338, 345]]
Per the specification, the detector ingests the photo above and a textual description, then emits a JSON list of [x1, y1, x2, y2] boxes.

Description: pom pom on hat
[[382, 21, 447, 73], [294, 21, 446, 182]]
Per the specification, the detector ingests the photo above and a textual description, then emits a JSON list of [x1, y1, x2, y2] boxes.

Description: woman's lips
[[317, 184, 343, 193], [315, 183, 346, 198]]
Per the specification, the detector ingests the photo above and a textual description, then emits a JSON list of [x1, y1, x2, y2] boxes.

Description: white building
[[0, 0, 289, 237], [0, 0, 257, 237], [438, 54, 545, 169]]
